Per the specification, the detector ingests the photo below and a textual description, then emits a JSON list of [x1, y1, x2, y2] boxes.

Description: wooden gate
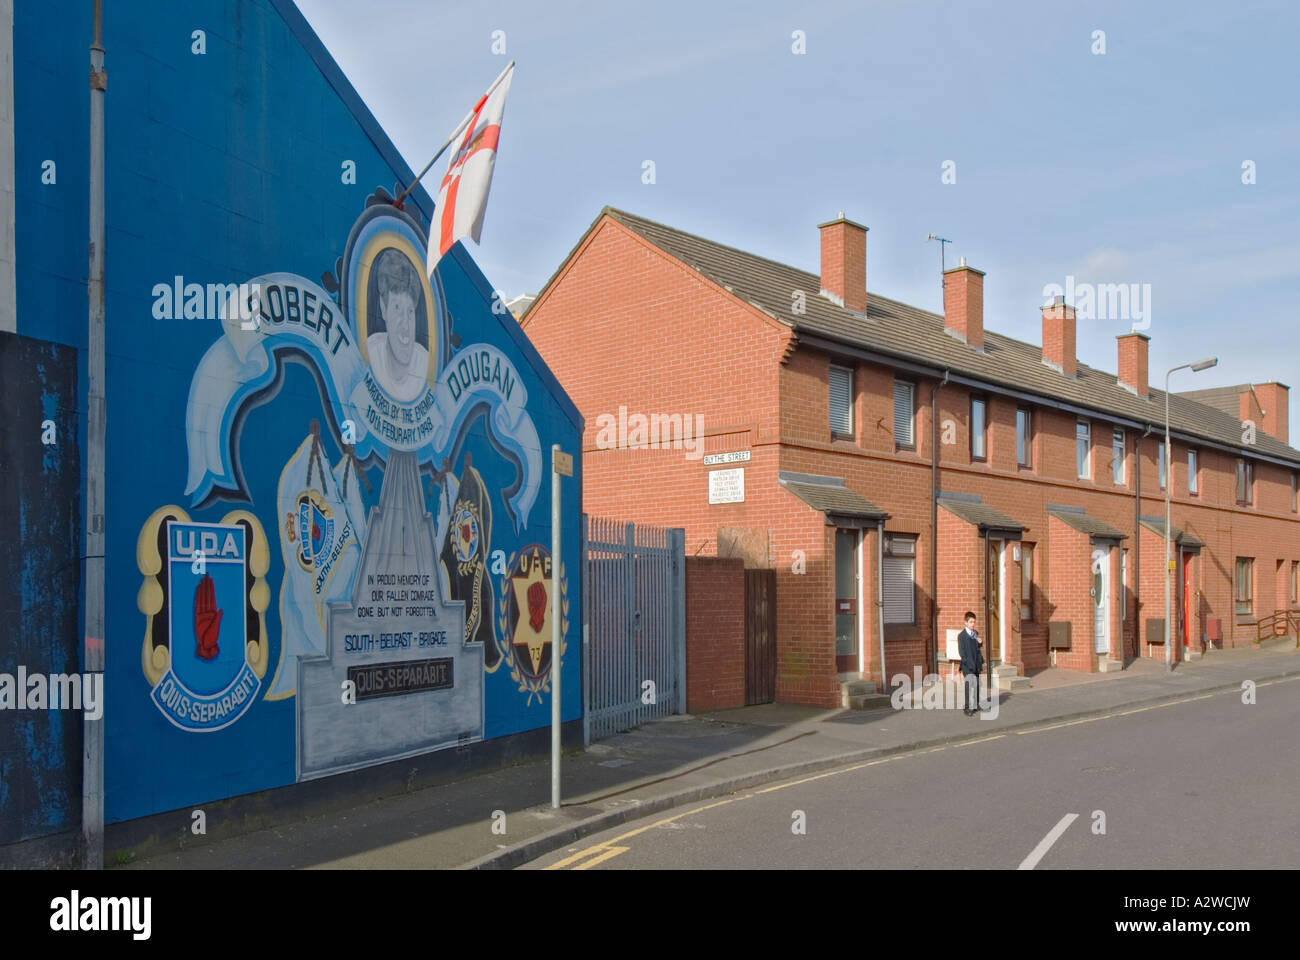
[[744, 569, 777, 705]]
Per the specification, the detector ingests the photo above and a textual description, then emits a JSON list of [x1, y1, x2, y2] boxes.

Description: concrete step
[[840, 678, 880, 707], [1096, 658, 1124, 673], [848, 693, 893, 711]]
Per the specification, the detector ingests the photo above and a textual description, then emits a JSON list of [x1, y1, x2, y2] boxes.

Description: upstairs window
[[829, 364, 853, 437], [1016, 408, 1032, 467], [1188, 449, 1199, 496], [1076, 421, 1091, 479], [970, 396, 987, 461], [1112, 428, 1125, 485], [1236, 459, 1254, 505], [893, 380, 915, 448], [1157, 442, 1167, 490]]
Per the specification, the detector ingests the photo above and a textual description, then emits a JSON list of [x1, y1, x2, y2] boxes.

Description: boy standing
[[957, 611, 984, 716]]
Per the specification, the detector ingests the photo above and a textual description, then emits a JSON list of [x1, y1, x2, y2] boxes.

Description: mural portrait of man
[[366, 248, 430, 402]]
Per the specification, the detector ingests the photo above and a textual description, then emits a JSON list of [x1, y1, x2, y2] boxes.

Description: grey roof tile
[[778, 471, 889, 521], [938, 498, 1025, 534], [1047, 508, 1127, 540], [602, 208, 1300, 467], [1139, 514, 1205, 549]]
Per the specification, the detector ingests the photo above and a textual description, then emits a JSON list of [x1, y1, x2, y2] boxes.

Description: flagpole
[[394, 60, 515, 209]]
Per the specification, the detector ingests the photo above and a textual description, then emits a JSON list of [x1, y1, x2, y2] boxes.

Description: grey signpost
[[551, 445, 572, 808]]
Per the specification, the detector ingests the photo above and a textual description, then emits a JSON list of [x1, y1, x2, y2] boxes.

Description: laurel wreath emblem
[[496, 550, 568, 706]]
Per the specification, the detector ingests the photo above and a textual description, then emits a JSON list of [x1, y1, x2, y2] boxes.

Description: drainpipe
[[877, 518, 887, 693], [930, 370, 950, 675], [1137, 423, 1154, 659], [84, 0, 107, 871]]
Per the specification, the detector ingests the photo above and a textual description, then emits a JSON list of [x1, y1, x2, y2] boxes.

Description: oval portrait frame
[[342, 206, 441, 396]]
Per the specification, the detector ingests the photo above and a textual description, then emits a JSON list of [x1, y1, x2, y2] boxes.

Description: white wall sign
[[703, 450, 751, 466], [708, 468, 745, 504]]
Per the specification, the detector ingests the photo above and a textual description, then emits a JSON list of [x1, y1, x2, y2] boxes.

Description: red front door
[[1182, 552, 1194, 647]]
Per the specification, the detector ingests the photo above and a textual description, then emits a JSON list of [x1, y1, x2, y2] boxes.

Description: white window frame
[[1188, 449, 1199, 496], [970, 395, 987, 461], [1076, 420, 1091, 479], [1112, 428, 1125, 485]]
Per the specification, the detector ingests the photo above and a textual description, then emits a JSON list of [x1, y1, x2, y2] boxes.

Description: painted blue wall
[[12, 0, 581, 825]]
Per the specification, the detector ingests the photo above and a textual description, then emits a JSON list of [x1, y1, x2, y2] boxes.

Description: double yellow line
[[544, 677, 1298, 869], [545, 755, 904, 870]]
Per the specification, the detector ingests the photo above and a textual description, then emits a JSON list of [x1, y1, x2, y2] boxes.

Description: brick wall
[[684, 557, 745, 712], [524, 210, 1300, 705]]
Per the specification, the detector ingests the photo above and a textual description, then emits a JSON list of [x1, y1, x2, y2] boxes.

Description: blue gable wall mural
[[13, 0, 581, 825]]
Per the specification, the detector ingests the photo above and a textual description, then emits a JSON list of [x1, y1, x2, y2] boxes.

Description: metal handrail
[[1254, 609, 1300, 645]]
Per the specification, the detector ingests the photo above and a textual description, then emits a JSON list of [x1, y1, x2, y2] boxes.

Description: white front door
[[1092, 543, 1109, 655]]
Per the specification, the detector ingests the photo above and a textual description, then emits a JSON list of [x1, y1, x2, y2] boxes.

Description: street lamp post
[[1164, 357, 1218, 672]]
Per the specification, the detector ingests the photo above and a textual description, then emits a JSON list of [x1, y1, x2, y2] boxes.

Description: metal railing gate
[[582, 516, 686, 744]]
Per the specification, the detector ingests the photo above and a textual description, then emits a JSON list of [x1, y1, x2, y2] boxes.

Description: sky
[[296, 0, 1300, 429]]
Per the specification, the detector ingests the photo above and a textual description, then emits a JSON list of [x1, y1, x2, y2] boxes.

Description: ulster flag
[[439, 459, 499, 669], [428, 63, 513, 273]]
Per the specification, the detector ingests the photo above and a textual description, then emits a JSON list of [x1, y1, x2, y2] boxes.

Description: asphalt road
[[524, 675, 1300, 869]]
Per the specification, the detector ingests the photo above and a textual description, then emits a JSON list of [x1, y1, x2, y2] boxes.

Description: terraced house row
[[521, 207, 1300, 709]]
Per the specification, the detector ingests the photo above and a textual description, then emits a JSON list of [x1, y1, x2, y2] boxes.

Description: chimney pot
[[943, 260, 985, 349], [1117, 332, 1150, 397], [1251, 382, 1290, 444], [1041, 299, 1077, 377], [818, 214, 868, 313]]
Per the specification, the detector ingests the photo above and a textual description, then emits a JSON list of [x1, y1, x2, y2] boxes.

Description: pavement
[[114, 639, 1299, 871]]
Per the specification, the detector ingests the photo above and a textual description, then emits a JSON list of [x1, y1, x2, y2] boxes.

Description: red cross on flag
[[428, 63, 514, 274]]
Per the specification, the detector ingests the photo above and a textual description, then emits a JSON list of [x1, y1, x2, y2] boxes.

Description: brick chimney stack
[[1041, 296, 1077, 377], [1251, 382, 1290, 443], [1117, 332, 1150, 397], [818, 213, 868, 313], [943, 257, 985, 348]]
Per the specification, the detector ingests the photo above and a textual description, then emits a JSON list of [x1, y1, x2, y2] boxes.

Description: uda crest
[[136, 506, 271, 731], [496, 544, 568, 705]]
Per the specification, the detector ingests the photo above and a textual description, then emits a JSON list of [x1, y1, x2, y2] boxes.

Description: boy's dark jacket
[[957, 627, 984, 673]]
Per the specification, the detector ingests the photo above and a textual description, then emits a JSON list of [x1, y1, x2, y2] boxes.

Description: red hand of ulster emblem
[[194, 572, 223, 661], [461, 523, 473, 544], [527, 580, 547, 632]]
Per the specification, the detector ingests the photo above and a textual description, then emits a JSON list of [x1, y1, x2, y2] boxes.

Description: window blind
[[893, 381, 914, 446], [883, 555, 915, 623], [829, 365, 853, 435]]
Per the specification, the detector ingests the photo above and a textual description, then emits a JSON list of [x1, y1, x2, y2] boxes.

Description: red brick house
[[521, 207, 1300, 709]]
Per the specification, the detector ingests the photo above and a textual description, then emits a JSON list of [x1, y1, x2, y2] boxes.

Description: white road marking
[[1018, 813, 1078, 870]]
